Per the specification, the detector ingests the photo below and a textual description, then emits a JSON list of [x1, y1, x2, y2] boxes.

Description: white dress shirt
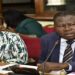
[[59, 38, 75, 71]]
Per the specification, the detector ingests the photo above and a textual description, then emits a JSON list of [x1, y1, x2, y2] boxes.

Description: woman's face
[[55, 15, 75, 40]]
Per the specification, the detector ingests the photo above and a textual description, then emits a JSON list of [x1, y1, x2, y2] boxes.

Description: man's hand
[[37, 62, 69, 73]]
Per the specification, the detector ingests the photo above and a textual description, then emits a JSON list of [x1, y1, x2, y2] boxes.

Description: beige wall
[[38, 21, 54, 27]]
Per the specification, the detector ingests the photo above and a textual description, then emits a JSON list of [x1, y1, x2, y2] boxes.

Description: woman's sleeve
[[12, 33, 28, 64]]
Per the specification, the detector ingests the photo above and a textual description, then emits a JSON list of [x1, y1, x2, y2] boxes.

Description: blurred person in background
[[3, 9, 46, 37]]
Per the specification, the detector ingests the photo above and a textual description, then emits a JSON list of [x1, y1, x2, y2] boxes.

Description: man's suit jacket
[[39, 32, 75, 72]]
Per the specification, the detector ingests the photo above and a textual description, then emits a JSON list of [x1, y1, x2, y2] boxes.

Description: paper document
[[19, 64, 37, 70], [0, 70, 13, 74], [68, 72, 75, 75], [0, 63, 17, 70]]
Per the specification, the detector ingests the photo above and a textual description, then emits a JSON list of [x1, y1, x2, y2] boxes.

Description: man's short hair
[[53, 10, 75, 24]]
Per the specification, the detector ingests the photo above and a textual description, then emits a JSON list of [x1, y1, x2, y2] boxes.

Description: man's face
[[55, 15, 75, 40]]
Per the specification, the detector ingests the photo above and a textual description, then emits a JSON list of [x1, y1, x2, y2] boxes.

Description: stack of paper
[[0, 70, 13, 74], [0, 63, 17, 74], [19, 64, 37, 70]]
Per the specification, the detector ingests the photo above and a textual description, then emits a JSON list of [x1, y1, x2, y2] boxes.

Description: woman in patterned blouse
[[0, 17, 28, 64]]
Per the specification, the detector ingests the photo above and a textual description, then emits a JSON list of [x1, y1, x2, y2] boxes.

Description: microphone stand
[[41, 40, 58, 75]]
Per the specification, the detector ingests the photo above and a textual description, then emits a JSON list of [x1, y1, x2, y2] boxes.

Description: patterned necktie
[[63, 40, 74, 63]]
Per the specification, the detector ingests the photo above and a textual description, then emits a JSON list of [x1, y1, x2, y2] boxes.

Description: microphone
[[41, 40, 59, 75]]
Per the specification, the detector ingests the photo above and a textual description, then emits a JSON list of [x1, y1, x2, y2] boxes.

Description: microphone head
[[55, 40, 59, 45]]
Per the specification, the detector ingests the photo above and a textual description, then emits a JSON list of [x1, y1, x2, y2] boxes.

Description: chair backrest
[[21, 35, 41, 61], [43, 25, 55, 33], [20, 26, 55, 65]]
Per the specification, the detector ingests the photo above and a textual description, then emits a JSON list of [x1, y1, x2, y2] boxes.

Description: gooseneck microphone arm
[[41, 40, 59, 75], [44, 40, 59, 63]]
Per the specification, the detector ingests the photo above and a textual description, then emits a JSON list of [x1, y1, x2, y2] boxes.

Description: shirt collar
[[61, 38, 75, 43], [61, 38, 67, 43]]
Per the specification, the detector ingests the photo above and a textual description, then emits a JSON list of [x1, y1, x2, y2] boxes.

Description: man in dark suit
[[37, 11, 75, 73]]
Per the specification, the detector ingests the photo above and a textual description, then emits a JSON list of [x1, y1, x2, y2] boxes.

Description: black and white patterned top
[[0, 31, 28, 64]]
